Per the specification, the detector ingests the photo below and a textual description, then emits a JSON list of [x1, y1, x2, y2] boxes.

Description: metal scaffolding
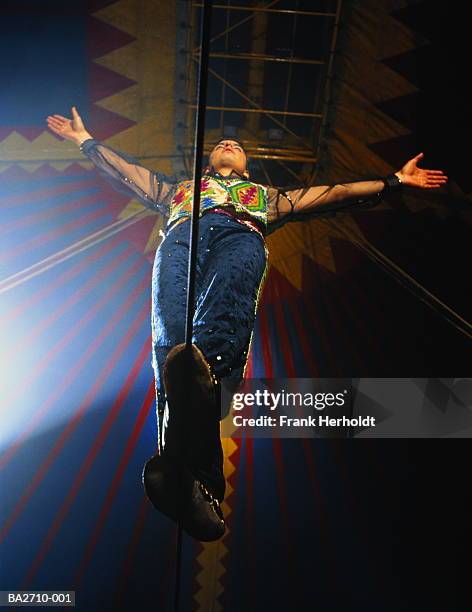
[[184, 0, 343, 186]]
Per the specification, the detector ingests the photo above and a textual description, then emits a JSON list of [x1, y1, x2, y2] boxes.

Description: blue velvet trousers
[[151, 212, 268, 500]]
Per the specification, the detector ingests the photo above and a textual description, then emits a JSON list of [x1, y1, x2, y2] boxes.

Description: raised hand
[[395, 153, 448, 190], [46, 106, 92, 145]]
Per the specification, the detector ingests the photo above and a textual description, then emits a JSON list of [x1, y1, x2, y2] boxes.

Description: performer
[[46, 107, 447, 541]]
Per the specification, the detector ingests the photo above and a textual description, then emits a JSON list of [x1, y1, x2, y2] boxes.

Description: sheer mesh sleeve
[[80, 139, 176, 218], [266, 178, 384, 235]]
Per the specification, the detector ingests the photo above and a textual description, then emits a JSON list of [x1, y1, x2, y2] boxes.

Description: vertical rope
[[174, 2, 213, 611], [173, 526, 183, 612], [185, 0, 213, 348]]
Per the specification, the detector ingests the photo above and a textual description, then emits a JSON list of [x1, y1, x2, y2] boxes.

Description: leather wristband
[[382, 173, 403, 193], [79, 138, 98, 154]]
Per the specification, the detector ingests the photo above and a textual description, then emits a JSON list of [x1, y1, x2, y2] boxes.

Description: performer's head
[[207, 139, 249, 179]]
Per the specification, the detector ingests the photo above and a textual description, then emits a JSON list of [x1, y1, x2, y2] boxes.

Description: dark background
[[315, 5, 471, 610]]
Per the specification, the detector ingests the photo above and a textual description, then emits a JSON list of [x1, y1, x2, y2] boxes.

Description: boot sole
[[142, 454, 225, 542]]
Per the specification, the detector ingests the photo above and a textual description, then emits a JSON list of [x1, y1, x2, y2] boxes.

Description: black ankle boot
[[161, 343, 219, 463], [143, 343, 226, 541]]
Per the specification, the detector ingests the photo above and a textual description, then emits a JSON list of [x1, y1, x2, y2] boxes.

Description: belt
[[210, 207, 265, 237]]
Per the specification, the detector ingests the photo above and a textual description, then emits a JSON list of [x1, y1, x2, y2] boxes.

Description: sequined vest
[[167, 174, 269, 229]]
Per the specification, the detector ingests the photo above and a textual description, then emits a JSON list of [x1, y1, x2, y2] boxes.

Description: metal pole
[[313, 0, 343, 176], [193, 0, 281, 52], [193, 4, 337, 17], [185, 0, 212, 349], [190, 104, 322, 118], [174, 2, 212, 612], [206, 51, 325, 65]]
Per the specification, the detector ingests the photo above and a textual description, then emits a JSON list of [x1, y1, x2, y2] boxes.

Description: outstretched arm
[[268, 153, 448, 222], [47, 106, 93, 146], [47, 107, 174, 215]]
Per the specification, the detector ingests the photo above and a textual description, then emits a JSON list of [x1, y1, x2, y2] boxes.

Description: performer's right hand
[[46, 106, 93, 146]]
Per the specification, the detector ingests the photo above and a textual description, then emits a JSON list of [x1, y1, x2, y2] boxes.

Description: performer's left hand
[[395, 153, 448, 189]]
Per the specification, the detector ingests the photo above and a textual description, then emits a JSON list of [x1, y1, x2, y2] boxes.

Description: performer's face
[[208, 140, 248, 177]]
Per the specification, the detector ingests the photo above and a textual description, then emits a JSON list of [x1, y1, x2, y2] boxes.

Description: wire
[[327, 216, 472, 340]]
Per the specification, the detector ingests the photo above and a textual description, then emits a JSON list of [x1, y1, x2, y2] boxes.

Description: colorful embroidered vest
[[167, 175, 269, 228]]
